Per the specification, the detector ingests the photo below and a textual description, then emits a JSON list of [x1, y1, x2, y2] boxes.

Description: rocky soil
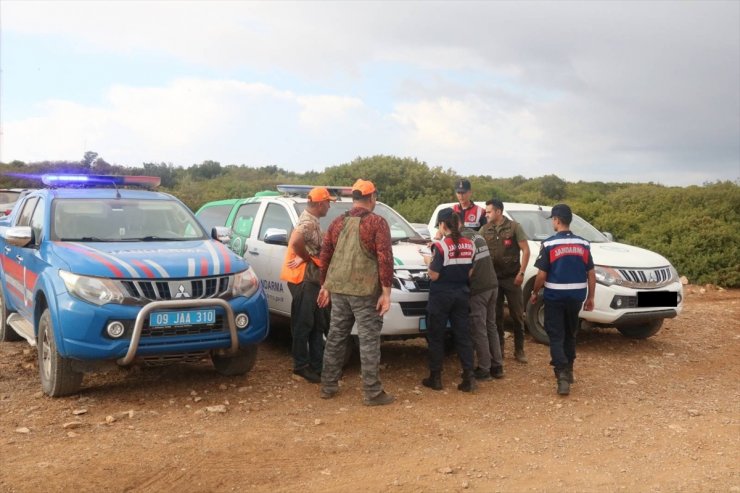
[[1, 286, 738, 492]]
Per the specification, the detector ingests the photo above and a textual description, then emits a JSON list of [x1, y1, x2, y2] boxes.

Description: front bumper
[[356, 289, 429, 338], [582, 282, 683, 325], [57, 291, 269, 361]]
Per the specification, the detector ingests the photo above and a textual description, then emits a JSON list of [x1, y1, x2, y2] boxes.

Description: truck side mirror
[[263, 228, 288, 246], [602, 231, 614, 242], [211, 226, 232, 244], [4, 226, 33, 247]]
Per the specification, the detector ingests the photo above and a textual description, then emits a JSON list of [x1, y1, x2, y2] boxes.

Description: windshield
[[294, 202, 423, 242], [507, 210, 609, 243], [51, 198, 208, 242]]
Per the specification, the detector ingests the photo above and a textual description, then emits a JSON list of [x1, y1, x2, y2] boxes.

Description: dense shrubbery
[[1, 155, 738, 287]]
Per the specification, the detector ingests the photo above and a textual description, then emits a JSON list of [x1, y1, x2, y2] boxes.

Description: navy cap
[[437, 207, 455, 224], [455, 179, 471, 193], [548, 203, 573, 223]]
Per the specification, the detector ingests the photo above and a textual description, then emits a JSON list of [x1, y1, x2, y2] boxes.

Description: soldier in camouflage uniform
[[317, 179, 395, 407]]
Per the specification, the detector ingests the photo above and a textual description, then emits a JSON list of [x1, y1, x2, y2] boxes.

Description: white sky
[[1, 0, 738, 185]]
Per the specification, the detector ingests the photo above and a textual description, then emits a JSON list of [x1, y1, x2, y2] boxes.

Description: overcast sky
[[1, 1, 738, 185]]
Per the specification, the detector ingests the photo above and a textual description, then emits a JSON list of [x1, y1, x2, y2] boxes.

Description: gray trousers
[[321, 293, 384, 399], [470, 287, 503, 371]]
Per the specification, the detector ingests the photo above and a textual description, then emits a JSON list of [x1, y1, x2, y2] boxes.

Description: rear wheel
[[0, 289, 23, 342], [38, 309, 83, 397], [617, 320, 663, 339], [525, 295, 550, 345], [212, 344, 258, 376]]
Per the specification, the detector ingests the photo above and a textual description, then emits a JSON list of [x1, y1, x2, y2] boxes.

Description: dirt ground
[[1, 287, 738, 493]]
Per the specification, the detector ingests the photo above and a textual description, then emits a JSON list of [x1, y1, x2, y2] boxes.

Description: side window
[[29, 198, 45, 246], [233, 203, 260, 238], [258, 203, 293, 240], [15, 197, 39, 227]]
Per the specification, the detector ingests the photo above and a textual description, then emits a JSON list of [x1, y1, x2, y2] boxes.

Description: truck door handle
[[4, 247, 10, 254], [15, 255, 23, 262], [247, 248, 259, 255]]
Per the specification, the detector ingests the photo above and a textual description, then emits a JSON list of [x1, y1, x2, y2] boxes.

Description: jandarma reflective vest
[[453, 203, 486, 230]]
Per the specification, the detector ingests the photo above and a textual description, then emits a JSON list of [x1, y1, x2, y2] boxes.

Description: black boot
[[422, 371, 443, 391], [556, 370, 570, 396], [457, 370, 478, 393], [565, 364, 575, 384]]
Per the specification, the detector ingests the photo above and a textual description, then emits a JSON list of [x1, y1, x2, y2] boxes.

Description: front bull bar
[[117, 298, 239, 366]]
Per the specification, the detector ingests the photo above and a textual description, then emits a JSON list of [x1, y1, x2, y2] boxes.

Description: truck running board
[[7, 313, 36, 346]]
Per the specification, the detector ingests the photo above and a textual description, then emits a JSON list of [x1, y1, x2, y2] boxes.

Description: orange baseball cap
[[351, 179, 376, 196], [307, 187, 337, 202]]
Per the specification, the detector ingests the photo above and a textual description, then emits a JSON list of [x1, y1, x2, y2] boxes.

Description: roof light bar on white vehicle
[[41, 174, 161, 188], [276, 184, 353, 198]]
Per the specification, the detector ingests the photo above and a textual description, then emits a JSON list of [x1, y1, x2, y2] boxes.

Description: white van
[[428, 202, 683, 343]]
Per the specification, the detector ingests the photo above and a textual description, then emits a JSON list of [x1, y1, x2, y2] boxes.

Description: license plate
[[419, 317, 427, 332], [149, 309, 216, 328], [637, 291, 678, 308]]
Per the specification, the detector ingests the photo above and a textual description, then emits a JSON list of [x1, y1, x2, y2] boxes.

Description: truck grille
[[121, 276, 231, 302], [400, 301, 428, 317], [616, 267, 674, 288], [394, 269, 430, 292]]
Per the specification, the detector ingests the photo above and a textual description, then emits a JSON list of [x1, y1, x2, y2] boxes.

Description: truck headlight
[[59, 270, 125, 306], [594, 265, 621, 287], [231, 267, 260, 298]]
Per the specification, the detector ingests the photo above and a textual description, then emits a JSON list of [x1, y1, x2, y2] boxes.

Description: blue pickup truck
[[0, 174, 269, 396]]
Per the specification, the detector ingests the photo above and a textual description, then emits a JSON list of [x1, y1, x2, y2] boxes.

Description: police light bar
[[276, 184, 353, 198], [41, 174, 161, 188]]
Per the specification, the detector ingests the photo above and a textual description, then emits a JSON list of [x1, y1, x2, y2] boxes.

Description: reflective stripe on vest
[[545, 281, 588, 290]]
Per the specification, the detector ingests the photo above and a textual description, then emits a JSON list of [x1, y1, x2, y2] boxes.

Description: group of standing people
[[281, 178, 595, 403], [423, 179, 531, 392]]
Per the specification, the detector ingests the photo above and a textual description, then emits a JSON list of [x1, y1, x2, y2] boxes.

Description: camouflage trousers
[[321, 293, 384, 400]]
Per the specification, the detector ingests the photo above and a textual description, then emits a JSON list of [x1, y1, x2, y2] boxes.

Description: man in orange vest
[[280, 187, 335, 383]]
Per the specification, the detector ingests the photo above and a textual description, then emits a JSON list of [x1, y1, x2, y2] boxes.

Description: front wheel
[[212, 344, 258, 376], [525, 294, 550, 345], [617, 320, 663, 339], [38, 308, 83, 397]]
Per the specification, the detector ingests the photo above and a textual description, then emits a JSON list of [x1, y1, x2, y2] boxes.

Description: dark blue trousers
[[544, 298, 582, 372], [288, 281, 328, 373], [426, 289, 474, 373]]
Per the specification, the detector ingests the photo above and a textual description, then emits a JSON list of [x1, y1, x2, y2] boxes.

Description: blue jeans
[[544, 298, 582, 372], [427, 289, 474, 373], [288, 281, 327, 373]]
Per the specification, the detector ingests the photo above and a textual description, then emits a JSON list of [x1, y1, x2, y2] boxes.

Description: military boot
[[422, 371, 443, 391], [565, 364, 575, 384], [457, 370, 478, 393], [556, 370, 570, 396]]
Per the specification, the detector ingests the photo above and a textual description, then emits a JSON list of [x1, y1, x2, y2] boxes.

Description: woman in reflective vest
[[421, 207, 478, 392]]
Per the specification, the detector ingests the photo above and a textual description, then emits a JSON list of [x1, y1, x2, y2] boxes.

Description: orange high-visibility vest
[[280, 247, 322, 284]]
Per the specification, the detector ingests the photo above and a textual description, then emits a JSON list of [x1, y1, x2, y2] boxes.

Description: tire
[[525, 294, 550, 345], [0, 289, 23, 342], [212, 344, 258, 376], [38, 308, 83, 397], [617, 320, 663, 339]]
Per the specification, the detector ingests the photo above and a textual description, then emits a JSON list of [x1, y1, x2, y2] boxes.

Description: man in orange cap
[[280, 186, 335, 383], [318, 179, 395, 406]]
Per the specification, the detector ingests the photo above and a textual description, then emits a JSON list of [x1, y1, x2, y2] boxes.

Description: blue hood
[[51, 240, 247, 279]]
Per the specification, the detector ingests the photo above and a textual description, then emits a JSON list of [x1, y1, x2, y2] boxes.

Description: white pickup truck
[[196, 186, 432, 345], [428, 202, 683, 343]]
